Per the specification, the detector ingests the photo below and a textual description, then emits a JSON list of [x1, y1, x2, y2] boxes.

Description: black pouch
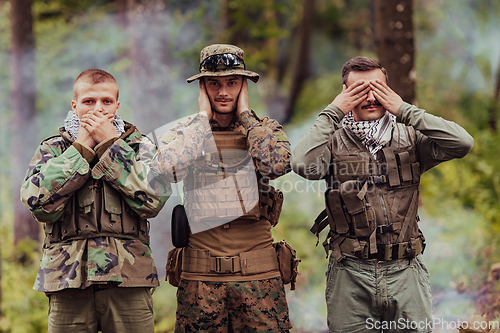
[[268, 188, 284, 227], [171, 204, 190, 248]]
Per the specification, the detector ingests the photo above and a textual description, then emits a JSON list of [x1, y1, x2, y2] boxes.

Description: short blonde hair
[[73, 69, 119, 100]]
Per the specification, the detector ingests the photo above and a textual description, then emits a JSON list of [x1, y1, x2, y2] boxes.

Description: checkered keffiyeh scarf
[[64, 110, 125, 141], [342, 111, 396, 156]]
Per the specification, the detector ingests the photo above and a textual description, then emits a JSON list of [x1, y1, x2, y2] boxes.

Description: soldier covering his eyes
[[292, 56, 474, 333]]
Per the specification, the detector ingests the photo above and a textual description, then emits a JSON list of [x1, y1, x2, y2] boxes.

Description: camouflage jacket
[[21, 122, 170, 292], [151, 110, 291, 182]]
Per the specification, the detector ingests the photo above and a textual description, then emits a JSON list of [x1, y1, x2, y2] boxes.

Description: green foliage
[[0, 239, 48, 333], [33, 0, 114, 21], [0, 170, 48, 332], [152, 284, 177, 333]]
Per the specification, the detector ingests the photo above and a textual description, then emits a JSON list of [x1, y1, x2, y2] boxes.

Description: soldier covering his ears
[[20, 69, 169, 333], [151, 44, 295, 332]]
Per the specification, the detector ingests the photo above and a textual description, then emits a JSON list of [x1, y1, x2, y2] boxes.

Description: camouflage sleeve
[[92, 131, 170, 219], [20, 138, 92, 223], [150, 113, 211, 183], [239, 110, 291, 180]]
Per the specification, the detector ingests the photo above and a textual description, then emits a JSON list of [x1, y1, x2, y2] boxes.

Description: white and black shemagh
[[64, 110, 125, 141], [342, 110, 396, 157]]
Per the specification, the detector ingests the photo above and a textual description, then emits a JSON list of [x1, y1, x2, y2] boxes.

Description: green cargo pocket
[[101, 181, 123, 235], [44, 221, 61, 245], [122, 200, 140, 239], [325, 188, 349, 234], [340, 180, 370, 238], [76, 178, 98, 236], [59, 193, 79, 240]]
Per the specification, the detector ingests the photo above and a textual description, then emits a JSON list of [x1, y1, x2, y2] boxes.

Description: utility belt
[[339, 236, 425, 261], [166, 242, 300, 290], [181, 247, 279, 275]]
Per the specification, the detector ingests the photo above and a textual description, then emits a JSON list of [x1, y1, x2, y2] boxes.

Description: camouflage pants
[[175, 277, 292, 333]]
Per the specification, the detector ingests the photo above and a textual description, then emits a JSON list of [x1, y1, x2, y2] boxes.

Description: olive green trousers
[[326, 253, 433, 333], [47, 286, 154, 333]]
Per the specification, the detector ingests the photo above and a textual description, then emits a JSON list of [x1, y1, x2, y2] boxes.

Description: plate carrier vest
[[184, 126, 284, 228], [311, 124, 425, 262]]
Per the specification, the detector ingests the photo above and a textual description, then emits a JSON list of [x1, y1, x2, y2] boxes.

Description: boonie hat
[[187, 44, 259, 83]]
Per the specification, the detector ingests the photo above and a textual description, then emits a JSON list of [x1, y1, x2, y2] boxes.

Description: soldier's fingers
[[353, 93, 368, 104], [80, 121, 91, 131], [81, 117, 96, 126], [350, 86, 369, 101], [199, 80, 207, 93], [370, 80, 390, 94], [345, 80, 367, 92], [347, 81, 369, 96], [90, 110, 107, 118], [371, 89, 387, 103]]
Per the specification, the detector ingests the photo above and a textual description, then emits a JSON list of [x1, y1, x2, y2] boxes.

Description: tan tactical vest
[[184, 127, 283, 231], [311, 124, 425, 262], [43, 177, 149, 247]]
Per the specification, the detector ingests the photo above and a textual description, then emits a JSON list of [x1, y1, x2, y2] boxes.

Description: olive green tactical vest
[[313, 124, 424, 261], [43, 177, 149, 246], [184, 127, 283, 232]]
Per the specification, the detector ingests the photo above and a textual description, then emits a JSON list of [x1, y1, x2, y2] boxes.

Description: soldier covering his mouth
[[20, 69, 169, 333]]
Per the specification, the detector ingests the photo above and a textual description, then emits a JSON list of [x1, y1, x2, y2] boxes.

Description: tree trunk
[[10, 0, 39, 244], [489, 55, 500, 131], [374, 0, 415, 104], [127, 0, 174, 133], [115, 0, 128, 27], [282, 0, 315, 124]]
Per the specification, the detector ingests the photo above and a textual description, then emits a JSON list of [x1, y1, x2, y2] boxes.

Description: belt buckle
[[384, 244, 393, 261], [215, 257, 234, 273], [398, 243, 408, 259]]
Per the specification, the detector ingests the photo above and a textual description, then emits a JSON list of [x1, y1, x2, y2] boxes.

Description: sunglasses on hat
[[199, 53, 246, 72]]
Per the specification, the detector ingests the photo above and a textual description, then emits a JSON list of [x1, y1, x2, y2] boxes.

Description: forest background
[[1, 0, 500, 332]]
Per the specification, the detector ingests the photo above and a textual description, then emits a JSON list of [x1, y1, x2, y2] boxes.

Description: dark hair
[[73, 69, 119, 99], [341, 56, 388, 86]]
